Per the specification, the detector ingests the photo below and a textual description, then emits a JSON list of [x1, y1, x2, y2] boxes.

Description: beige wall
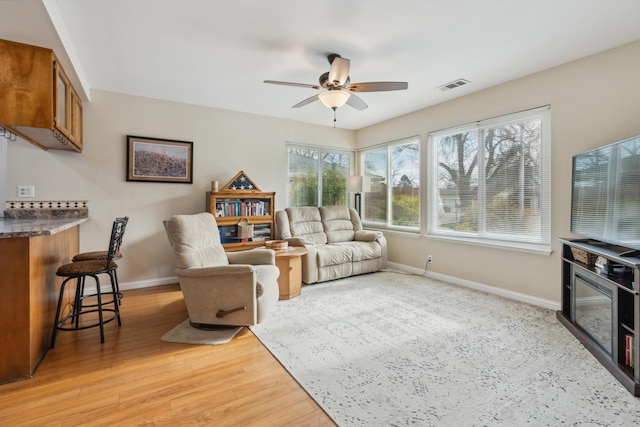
[[7, 40, 640, 302], [7, 91, 355, 286], [357, 39, 640, 302]]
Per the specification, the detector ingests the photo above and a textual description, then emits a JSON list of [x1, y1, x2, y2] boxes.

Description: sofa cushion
[[316, 244, 352, 267], [285, 207, 327, 245], [320, 206, 356, 243], [318, 263, 352, 282], [354, 230, 383, 242], [338, 241, 382, 261]]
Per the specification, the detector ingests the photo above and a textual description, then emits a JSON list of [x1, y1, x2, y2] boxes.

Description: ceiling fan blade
[[292, 94, 320, 108], [346, 93, 368, 110], [264, 80, 321, 90], [328, 57, 350, 86], [347, 82, 408, 92]]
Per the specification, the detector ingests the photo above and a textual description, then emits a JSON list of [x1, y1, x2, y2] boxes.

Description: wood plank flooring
[[0, 284, 336, 426]]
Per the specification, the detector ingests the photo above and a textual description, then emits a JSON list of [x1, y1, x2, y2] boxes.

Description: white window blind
[[429, 107, 551, 252]]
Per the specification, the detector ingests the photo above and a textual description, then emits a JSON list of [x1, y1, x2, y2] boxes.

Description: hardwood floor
[[0, 284, 336, 426]]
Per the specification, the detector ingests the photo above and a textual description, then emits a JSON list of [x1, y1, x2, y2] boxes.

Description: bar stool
[[50, 217, 128, 347], [71, 217, 128, 304]]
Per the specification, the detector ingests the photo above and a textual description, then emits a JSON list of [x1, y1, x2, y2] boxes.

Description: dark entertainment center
[[558, 133, 640, 396], [558, 239, 640, 396]]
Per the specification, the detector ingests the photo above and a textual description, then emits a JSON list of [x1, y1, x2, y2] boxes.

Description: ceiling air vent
[[437, 78, 470, 92]]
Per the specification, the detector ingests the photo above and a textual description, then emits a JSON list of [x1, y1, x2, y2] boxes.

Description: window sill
[[424, 233, 552, 255], [362, 224, 421, 238]]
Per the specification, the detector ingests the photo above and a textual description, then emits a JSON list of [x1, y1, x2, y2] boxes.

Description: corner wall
[[356, 39, 640, 302], [7, 92, 355, 286]]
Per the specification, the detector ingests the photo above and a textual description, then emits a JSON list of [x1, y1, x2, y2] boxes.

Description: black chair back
[[106, 217, 129, 268]]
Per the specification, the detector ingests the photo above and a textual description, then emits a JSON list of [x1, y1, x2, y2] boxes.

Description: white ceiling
[[2, 0, 640, 130]]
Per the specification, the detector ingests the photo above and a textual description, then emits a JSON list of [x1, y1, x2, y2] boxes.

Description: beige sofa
[[275, 206, 387, 284]]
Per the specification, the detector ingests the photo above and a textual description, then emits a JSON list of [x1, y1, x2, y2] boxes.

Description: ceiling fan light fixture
[[318, 90, 351, 109]]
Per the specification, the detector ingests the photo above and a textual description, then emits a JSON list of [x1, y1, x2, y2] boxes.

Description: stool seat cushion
[[57, 260, 118, 277], [73, 251, 122, 261]]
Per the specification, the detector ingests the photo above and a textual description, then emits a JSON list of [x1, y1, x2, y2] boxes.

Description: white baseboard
[[81, 276, 177, 295], [386, 261, 560, 311], [119, 276, 178, 291]]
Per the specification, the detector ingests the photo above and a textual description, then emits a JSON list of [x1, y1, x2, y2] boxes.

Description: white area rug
[[250, 271, 640, 426], [161, 319, 242, 345]]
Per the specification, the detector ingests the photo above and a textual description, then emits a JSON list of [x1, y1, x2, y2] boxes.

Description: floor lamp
[[346, 176, 371, 217]]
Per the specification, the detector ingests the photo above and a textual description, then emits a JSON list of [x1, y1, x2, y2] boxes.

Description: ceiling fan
[[264, 54, 408, 114]]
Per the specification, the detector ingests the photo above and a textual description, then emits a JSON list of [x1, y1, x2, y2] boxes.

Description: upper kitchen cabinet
[[0, 39, 83, 152]]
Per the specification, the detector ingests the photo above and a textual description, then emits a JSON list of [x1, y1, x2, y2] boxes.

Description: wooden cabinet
[[557, 238, 640, 396], [274, 247, 307, 299], [206, 171, 275, 252], [0, 38, 83, 152], [0, 225, 79, 384]]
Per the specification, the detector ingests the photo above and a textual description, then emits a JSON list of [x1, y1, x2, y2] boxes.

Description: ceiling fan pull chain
[[333, 107, 337, 128]]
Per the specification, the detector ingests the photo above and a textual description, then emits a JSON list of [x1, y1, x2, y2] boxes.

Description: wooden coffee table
[[273, 246, 307, 300]]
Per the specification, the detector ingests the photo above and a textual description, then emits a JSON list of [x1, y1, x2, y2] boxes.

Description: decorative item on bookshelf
[[237, 217, 254, 240]]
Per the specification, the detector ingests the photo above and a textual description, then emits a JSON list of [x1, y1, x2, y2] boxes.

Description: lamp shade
[[318, 90, 351, 109], [346, 176, 371, 193]]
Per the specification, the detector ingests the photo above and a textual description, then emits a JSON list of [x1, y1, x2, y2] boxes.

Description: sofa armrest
[[227, 248, 275, 266], [354, 230, 384, 241], [354, 230, 388, 269]]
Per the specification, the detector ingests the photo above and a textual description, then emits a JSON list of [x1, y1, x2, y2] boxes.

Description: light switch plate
[[17, 185, 35, 198]]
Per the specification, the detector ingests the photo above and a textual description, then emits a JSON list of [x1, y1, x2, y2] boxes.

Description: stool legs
[[111, 269, 123, 305], [50, 272, 121, 348]]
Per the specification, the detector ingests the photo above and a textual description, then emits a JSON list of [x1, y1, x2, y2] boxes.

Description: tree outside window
[[361, 138, 420, 229], [431, 107, 550, 248], [287, 145, 352, 207]]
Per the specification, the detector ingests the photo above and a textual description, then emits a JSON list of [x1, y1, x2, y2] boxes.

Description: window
[[287, 144, 353, 207], [429, 106, 550, 252], [360, 137, 420, 229]]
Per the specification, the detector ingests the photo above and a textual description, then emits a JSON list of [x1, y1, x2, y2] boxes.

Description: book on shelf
[[250, 224, 271, 241], [215, 199, 270, 217], [219, 223, 272, 244], [219, 225, 238, 244], [625, 334, 634, 368]]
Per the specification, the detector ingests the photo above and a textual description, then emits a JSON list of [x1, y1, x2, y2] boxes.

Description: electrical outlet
[[427, 255, 433, 264], [17, 185, 35, 198]]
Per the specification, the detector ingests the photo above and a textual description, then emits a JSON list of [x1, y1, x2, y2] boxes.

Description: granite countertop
[[0, 217, 88, 238]]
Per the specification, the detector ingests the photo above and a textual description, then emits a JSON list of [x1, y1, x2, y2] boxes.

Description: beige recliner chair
[[164, 212, 279, 329]]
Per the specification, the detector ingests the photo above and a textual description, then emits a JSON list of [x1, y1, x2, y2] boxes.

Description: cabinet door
[[70, 88, 83, 148], [53, 62, 72, 139]]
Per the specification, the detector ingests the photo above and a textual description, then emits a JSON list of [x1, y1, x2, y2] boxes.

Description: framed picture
[[126, 135, 193, 183]]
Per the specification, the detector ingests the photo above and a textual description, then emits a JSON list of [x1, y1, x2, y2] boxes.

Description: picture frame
[[126, 135, 193, 183]]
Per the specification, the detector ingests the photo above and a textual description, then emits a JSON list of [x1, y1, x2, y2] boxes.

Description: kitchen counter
[[0, 217, 88, 238], [0, 217, 84, 384]]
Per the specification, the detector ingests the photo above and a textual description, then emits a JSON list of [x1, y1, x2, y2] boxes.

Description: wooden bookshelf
[[206, 171, 275, 252]]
